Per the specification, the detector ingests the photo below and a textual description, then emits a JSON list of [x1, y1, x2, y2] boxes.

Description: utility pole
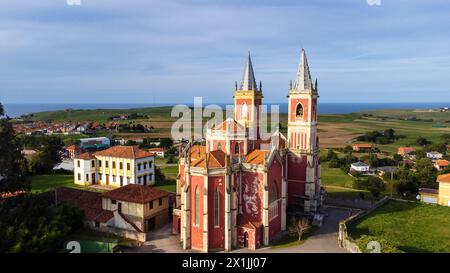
[[390, 169, 394, 198]]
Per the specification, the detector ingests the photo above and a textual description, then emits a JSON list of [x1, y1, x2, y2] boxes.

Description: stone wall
[[338, 196, 390, 253]]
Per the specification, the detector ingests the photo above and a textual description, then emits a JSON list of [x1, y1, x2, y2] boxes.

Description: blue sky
[[1, 0, 450, 104]]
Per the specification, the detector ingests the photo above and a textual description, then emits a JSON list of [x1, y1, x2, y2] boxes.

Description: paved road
[[258, 207, 353, 253], [124, 224, 185, 253], [126, 207, 354, 253]]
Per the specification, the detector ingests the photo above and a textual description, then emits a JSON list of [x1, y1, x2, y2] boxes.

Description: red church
[[172, 49, 324, 252]]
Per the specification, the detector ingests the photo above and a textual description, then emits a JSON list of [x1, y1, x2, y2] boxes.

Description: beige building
[[56, 184, 171, 240], [74, 146, 155, 187], [419, 174, 450, 207], [102, 184, 170, 232]]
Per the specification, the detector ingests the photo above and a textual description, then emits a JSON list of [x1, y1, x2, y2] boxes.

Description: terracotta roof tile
[[102, 184, 169, 204], [435, 160, 450, 167], [56, 187, 113, 223], [437, 174, 450, 183], [244, 149, 270, 165], [66, 145, 79, 151], [95, 146, 154, 159], [353, 144, 373, 148], [191, 150, 230, 169], [74, 152, 96, 160], [190, 145, 206, 160]]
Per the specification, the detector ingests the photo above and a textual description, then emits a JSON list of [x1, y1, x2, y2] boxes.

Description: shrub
[[356, 235, 403, 253]]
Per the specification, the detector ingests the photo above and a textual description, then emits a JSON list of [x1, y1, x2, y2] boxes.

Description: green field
[[321, 164, 376, 200], [348, 200, 450, 253], [22, 106, 175, 122], [31, 175, 76, 193]]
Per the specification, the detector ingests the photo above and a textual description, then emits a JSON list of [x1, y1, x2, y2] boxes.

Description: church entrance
[[243, 232, 248, 248]]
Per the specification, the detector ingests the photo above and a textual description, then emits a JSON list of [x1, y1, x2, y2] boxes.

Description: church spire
[[239, 52, 258, 91], [293, 49, 313, 91]]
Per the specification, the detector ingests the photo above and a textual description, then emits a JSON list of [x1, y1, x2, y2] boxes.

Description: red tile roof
[[56, 187, 113, 223], [74, 152, 96, 160], [190, 145, 206, 160], [95, 146, 154, 159], [353, 144, 372, 148], [437, 174, 450, 183], [102, 184, 170, 204], [191, 150, 230, 169], [398, 147, 416, 154], [148, 148, 165, 152], [66, 145, 79, 151], [245, 149, 270, 165], [435, 160, 450, 167]]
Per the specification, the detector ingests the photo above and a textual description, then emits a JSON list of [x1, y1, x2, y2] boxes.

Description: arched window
[[269, 181, 278, 204], [214, 188, 219, 227], [234, 143, 240, 154], [217, 142, 222, 150], [296, 103, 303, 118], [241, 103, 248, 119], [194, 186, 200, 226]]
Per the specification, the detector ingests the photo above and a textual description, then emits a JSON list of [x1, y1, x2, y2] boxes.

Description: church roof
[[244, 149, 271, 165], [190, 145, 206, 161], [191, 150, 230, 169], [294, 49, 313, 91], [239, 52, 258, 91]]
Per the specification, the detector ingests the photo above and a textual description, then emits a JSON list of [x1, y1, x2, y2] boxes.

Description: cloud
[[0, 0, 450, 103]]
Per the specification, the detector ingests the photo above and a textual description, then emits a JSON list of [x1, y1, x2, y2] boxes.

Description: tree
[[415, 137, 431, 146], [288, 217, 311, 241], [353, 176, 385, 198], [159, 138, 173, 148], [28, 136, 64, 174], [414, 158, 437, 187], [393, 154, 403, 164], [383, 128, 396, 140], [0, 103, 30, 193]]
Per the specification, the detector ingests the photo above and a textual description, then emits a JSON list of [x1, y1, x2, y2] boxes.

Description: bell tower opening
[[295, 103, 304, 119]]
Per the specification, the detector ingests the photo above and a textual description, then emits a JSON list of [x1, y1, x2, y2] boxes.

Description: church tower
[[287, 49, 321, 212], [234, 53, 262, 140]]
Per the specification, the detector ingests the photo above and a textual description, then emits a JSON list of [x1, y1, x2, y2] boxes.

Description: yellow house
[[74, 146, 155, 187], [437, 174, 450, 206]]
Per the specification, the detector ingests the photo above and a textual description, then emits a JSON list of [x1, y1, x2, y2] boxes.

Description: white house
[[350, 161, 370, 173], [74, 146, 156, 187], [427, 152, 443, 160], [74, 153, 98, 186], [148, 147, 165, 157]]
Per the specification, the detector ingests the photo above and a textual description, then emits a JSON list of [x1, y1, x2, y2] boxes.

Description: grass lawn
[[31, 175, 74, 193], [151, 165, 178, 192], [348, 200, 450, 253], [321, 164, 354, 188], [31, 175, 105, 193], [271, 226, 318, 248]]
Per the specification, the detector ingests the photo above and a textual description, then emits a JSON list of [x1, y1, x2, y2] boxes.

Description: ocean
[[3, 102, 450, 118]]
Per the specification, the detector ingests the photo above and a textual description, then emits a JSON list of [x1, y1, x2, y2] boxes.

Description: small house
[[427, 152, 443, 160], [350, 161, 370, 173], [352, 144, 373, 152]]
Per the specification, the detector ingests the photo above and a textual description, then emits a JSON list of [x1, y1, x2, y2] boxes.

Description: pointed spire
[[294, 49, 313, 91], [239, 52, 258, 91]]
